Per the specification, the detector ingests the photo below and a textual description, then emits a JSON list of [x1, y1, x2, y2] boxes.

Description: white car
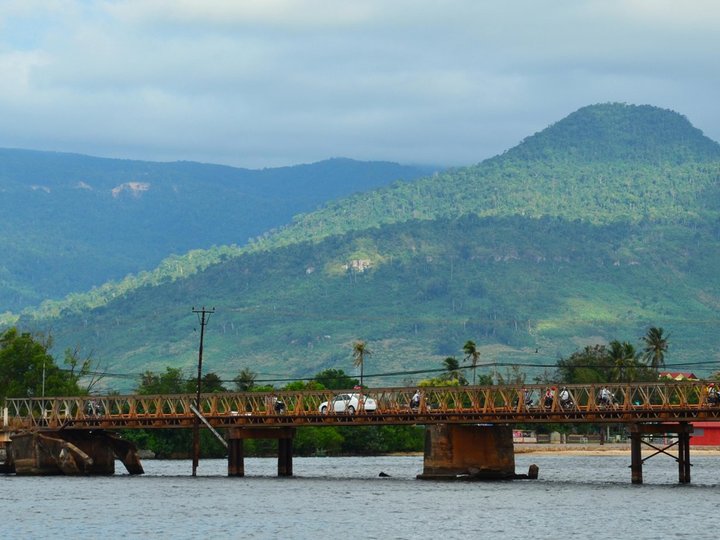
[[319, 393, 377, 414]]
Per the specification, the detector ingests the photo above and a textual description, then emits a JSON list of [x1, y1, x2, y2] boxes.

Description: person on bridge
[[598, 386, 613, 407], [523, 388, 533, 407], [707, 382, 719, 405], [544, 387, 555, 408], [410, 390, 421, 410], [559, 387, 573, 408]]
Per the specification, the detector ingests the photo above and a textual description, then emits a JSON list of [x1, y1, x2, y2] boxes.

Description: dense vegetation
[[0, 328, 93, 400], [0, 152, 432, 312], [15, 214, 720, 392], [7, 103, 720, 391]]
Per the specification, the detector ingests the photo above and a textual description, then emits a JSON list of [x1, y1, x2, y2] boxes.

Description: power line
[[71, 358, 720, 387]]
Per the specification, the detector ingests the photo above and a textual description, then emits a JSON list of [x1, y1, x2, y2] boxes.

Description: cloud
[[0, 0, 719, 167]]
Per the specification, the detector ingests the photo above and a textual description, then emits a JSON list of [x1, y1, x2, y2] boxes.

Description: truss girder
[[4, 381, 720, 431]]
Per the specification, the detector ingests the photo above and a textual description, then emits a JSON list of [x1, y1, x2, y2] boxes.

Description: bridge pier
[[417, 424, 524, 480], [630, 422, 692, 484], [7, 430, 143, 475], [227, 438, 245, 477], [227, 427, 295, 477]]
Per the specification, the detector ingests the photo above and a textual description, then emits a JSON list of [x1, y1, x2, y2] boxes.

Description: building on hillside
[[658, 371, 699, 381]]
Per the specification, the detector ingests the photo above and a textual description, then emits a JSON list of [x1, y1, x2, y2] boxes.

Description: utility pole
[[192, 306, 214, 477], [42, 359, 46, 420]]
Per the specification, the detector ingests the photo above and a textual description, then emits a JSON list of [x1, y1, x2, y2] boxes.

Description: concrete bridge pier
[[417, 424, 527, 480], [7, 430, 143, 475], [227, 427, 295, 477]]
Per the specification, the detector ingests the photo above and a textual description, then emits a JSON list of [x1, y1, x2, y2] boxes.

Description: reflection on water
[[2, 454, 718, 539]]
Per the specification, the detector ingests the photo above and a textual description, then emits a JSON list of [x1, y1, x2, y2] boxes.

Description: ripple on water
[[3, 454, 719, 539]]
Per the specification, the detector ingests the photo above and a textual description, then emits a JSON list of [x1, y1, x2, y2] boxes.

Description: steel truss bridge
[[3, 381, 720, 431]]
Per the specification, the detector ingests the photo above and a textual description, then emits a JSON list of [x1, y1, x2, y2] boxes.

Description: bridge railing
[[1, 381, 716, 430]]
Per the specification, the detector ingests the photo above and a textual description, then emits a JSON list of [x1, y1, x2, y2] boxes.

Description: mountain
[[12, 103, 720, 391], [262, 103, 720, 248], [0, 151, 434, 312]]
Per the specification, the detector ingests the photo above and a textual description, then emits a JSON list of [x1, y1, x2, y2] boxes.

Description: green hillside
[[12, 103, 720, 391], [265, 104, 720, 248], [0, 151, 431, 312]]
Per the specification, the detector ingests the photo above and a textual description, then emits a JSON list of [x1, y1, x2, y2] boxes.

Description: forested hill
[[12, 103, 720, 391], [503, 103, 720, 164], [0, 152, 432, 312], [263, 104, 720, 249]]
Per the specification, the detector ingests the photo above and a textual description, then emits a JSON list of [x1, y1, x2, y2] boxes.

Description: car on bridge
[[319, 393, 377, 414]]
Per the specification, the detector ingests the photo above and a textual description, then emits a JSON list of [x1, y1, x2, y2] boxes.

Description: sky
[[1, 0, 719, 169]]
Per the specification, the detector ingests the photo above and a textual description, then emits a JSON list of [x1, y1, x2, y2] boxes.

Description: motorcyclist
[[598, 386, 613, 407], [410, 390, 421, 410], [273, 397, 286, 414], [559, 386, 573, 408], [544, 387, 555, 408], [523, 388, 533, 407], [707, 382, 719, 405]]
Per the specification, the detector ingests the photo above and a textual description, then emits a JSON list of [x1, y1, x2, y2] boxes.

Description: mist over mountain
[[10, 103, 720, 391], [0, 151, 433, 312]]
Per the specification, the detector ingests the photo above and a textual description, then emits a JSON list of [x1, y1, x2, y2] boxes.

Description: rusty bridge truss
[[4, 381, 720, 432]]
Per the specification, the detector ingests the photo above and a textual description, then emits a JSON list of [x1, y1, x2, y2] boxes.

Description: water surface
[[3, 454, 718, 539]]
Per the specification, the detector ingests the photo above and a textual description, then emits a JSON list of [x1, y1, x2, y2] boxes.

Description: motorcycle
[[513, 394, 535, 408], [560, 397, 575, 409]]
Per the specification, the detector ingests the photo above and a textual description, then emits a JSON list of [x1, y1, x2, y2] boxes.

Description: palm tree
[[352, 341, 371, 388], [641, 327, 669, 371], [463, 340, 481, 385], [442, 356, 467, 385], [233, 368, 256, 392], [608, 340, 637, 382]]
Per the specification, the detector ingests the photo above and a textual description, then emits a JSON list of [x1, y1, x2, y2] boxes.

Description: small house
[[658, 371, 699, 381], [691, 422, 720, 446]]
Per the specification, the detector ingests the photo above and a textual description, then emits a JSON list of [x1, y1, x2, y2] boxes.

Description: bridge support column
[[278, 437, 293, 477], [629, 422, 693, 484], [679, 429, 691, 484], [630, 432, 643, 484], [227, 438, 245, 477], [8, 430, 142, 476], [417, 424, 518, 480], [227, 427, 295, 477]]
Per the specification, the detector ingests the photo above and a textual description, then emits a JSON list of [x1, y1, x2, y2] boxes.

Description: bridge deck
[[3, 382, 720, 431]]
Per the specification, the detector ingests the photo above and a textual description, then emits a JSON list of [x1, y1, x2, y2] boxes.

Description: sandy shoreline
[[513, 443, 720, 456], [391, 444, 720, 457]]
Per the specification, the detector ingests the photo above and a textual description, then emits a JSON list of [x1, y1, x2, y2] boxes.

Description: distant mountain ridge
[[0, 151, 434, 311], [10, 103, 720, 391]]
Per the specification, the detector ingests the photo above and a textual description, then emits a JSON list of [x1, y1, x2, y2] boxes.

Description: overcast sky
[[1, 0, 718, 169]]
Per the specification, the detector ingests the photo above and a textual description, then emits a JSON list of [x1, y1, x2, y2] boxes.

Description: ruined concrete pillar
[[417, 424, 516, 480], [9, 430, 142, 475]]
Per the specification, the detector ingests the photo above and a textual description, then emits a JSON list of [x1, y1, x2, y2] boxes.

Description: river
[[2, 453, 718, 539]]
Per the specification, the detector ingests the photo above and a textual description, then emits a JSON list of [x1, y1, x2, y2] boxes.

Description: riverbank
[[514, 443, 720, 456]]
